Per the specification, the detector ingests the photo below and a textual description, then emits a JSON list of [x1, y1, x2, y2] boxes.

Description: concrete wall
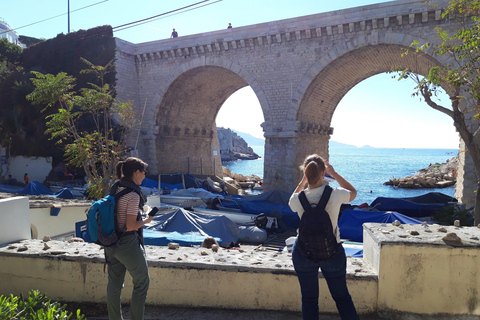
[[0, 250, 377, 314], [0, 197, 30, 245], [363, 223, 480, 316], [2, 222, 480, 317], [29, 205, 90, 240]]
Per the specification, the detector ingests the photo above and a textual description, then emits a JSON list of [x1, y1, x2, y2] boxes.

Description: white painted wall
[[7, 156, 53, 183], [0, 197, 31, 245], [29, 205, 90, 240]]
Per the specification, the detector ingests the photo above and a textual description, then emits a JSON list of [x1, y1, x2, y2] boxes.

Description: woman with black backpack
[[289, 154, 358, 320]]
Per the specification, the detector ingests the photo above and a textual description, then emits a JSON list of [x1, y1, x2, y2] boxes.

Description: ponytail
[[300, 154, 326, 186], [116, 157, 148, 181]]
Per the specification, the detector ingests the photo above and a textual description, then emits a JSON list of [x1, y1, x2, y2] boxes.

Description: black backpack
[[297, 185, 339, 261]]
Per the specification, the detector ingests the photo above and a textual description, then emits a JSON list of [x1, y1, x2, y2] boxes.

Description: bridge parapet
[[117, 0, 449, 62]]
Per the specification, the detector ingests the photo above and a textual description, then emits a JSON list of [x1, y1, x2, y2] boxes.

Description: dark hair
[[300, 154, 326, 186], [116, 157, 148, 181]]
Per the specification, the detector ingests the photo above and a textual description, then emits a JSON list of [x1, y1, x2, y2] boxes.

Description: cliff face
[[217, 127, 260, 161]]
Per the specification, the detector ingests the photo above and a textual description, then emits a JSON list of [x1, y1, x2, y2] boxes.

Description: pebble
[[454, 220, 461, 227], [442, 232, 462, 243], [437, 227, 448, 233], [43, 236, 51, 242], [410, 230, 420, 236], [211, 244, 219, 252], [201, 251, 208, 256], [392, 220, 401, 227], [17, 246, 28, 252], [168, 243, 179, 250], [43, 243, 51, 250]]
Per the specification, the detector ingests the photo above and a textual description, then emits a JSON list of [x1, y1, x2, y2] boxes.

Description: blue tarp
[[144, 208, 240, 247], [141, 177, 158, 189], [338, 209, 422, 242], [19, 181, 54, 195], [143, 230, 221, 246], [0, 181, 76, 199], [343, 245, 363, 258], [222, 190, 300, 229], [48, 188, 75, 199], [370, 196, 453, 218]]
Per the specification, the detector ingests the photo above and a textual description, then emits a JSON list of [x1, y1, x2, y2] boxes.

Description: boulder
[[384, 156, 458, 189], [217, 127, 260, 161]]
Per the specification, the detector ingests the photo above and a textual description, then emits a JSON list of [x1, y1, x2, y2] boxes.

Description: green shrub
[[0, 290, 84, 320], [434, 205, 474, 226]]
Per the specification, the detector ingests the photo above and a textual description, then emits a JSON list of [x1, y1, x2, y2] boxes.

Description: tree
[[27, 59, 138, 199], [0, 38, 24, 165], [394, 0, 480, 224]]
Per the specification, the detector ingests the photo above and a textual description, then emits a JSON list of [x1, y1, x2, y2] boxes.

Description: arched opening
[[294, 44, 459, 201], [216, 86, 265, 178], [330, 73, 458, 204], [155, 66, 251, 176]]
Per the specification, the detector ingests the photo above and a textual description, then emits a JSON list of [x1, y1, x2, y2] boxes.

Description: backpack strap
[[298, 185, 333, 212], [114, 187, 134, 200], [298, 191, 312, 211], [317, 185, 332, 210]]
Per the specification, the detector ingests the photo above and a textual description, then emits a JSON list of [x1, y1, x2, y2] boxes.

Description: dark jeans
[[292, 241, 359, 320]]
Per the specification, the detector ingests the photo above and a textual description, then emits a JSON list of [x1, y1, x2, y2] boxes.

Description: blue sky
[[3, 0, 459, 149]]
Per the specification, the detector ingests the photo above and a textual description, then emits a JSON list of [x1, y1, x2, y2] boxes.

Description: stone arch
[[290, 42, 445, 185], [152, 57, 268, 175]]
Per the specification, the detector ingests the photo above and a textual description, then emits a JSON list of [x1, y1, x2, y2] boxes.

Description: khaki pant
[[105, 233, 150, 320]]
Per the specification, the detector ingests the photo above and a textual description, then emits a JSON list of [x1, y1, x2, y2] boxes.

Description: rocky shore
[[384, 156, 457, 189], [222, 166, 263, 194], [217, 127, 260, 161]]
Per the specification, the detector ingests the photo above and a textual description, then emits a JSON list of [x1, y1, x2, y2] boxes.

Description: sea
[[222, 146, 458, 205]]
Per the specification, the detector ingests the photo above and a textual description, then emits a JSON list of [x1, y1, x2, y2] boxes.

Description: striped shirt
[[116, 187, 140, 231]]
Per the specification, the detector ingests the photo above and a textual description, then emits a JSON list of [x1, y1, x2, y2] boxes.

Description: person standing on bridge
[[171, 28, 178, 38], [227, 23, 232, 29], [289, 154, 359, 320]]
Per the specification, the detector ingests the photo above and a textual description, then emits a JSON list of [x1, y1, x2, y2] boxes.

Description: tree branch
[[420, 85, 455, 118]]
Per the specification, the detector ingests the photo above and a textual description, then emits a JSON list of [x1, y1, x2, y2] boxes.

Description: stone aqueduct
[[114, 0, 476, 204]]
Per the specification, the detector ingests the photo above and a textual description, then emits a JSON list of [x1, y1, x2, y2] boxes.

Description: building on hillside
[[0, 18, 26, 48]]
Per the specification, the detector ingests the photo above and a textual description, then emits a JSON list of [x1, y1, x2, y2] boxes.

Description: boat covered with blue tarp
[[369, 192, 457, 218], [339, 209, 422, 242], [144, 208, 240, 247], [0, 181, 75, 199]]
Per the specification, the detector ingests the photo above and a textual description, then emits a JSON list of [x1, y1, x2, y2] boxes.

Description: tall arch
[[150, 58, 269, 176], [290, 43, 445, 187]]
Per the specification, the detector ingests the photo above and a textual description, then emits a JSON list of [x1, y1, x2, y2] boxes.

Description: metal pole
[[68, 0, 70, 33]]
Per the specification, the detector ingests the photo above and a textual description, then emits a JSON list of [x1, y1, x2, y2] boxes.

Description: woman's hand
[[294, 175, 308, 193], [324, 160, 336, 176]]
